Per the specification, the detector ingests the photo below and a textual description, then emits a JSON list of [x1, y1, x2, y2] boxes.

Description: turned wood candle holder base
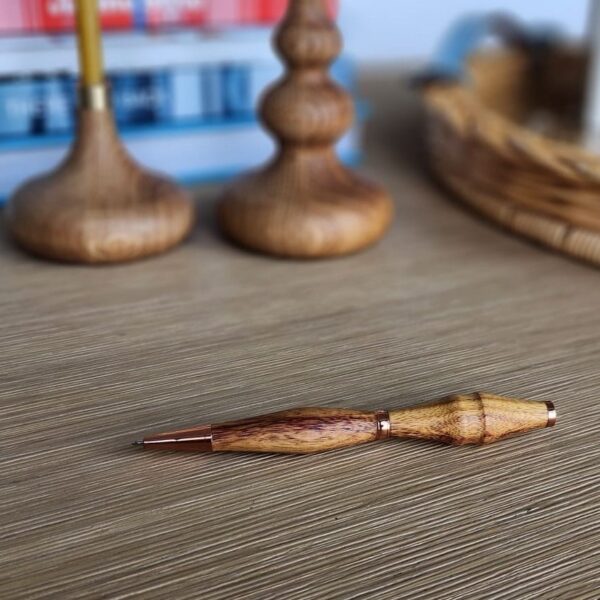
[[219, 151, 393, 258], [218, 0, 393, 259], [6, 86, 195, 264]]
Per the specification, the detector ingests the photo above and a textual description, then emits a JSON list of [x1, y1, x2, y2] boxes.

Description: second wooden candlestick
[[218, 0, 394, 259]]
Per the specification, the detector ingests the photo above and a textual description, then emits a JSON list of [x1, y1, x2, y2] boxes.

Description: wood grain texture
[[217, 0, 393, 258], [212, 407, 378, 453], [141, 395, 551, 453], [1, 74, 599, 600], [390, 393, 551, 445], [6, 106, 195, 264]]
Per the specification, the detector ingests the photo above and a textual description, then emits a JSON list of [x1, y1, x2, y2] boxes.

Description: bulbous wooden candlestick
[[218, 0, 393, 258], [6, 86, 195, 264]]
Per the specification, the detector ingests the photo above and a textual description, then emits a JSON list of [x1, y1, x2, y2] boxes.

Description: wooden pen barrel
[[209, 394, 554, 453], [139, 393, 555, 454], [211, 408, 383, 454], [389, 393, 554, 446]]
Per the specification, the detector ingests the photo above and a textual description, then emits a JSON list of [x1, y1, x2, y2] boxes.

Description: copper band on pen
[[545, 401, 557, 427], [375, 410, 391, 440]]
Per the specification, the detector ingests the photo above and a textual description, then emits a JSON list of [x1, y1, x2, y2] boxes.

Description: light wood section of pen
[[75, 0, 104, 86], [389, 393, 552, 446], [212, 408, 380, 454]]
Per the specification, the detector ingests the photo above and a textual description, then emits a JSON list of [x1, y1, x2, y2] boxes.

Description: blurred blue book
[[0, 57, 356, 136], [0, 30, 364, 201], [0, 121, 362, 200]]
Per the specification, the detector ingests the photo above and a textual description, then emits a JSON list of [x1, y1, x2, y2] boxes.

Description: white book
[[170, 69, 203, 120], [0, 29, 274, 76]]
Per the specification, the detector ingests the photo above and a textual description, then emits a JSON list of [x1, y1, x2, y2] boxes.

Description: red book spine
[[0, 0, 339, 33], [238, 0, 259, 25], [28, 0, 134, 32], [145, 0, 208, 28], [0, 3, 29, 32], [206, 0, 338, 27], [258, 0, 285, 23], [256, 0, 338, 23], [205, 0, 239, 27]]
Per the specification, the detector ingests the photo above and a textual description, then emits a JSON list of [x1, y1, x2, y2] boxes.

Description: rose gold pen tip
[[132, 440, 144, 447]]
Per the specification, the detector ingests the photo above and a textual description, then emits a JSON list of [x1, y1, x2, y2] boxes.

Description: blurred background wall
[[0, 0, 592, 202], [341, 0, 590, 64]]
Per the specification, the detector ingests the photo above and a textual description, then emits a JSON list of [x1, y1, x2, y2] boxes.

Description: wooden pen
[[134, 393, 556, 455]]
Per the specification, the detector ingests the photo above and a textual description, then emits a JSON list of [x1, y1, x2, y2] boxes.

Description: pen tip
[[132, 440, 144, 447]]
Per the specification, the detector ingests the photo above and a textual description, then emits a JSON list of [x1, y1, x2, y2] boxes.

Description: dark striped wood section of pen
[[211, 408, 380, 454]]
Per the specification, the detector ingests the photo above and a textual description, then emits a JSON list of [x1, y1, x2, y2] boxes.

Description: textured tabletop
[[1, 76, 599, 600]]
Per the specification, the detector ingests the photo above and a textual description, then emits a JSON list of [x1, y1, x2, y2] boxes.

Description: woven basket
[[422, 46, 600, 266]]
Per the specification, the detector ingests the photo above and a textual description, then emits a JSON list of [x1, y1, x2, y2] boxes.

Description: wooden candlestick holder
[[218, 0, 393, 258], [6, 85, 195, 264]]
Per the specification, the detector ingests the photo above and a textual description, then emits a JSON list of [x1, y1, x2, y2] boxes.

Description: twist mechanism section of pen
[[134, 393, 557, 455]]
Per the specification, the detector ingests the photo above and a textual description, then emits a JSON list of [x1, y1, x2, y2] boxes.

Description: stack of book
[[0, 0, 361, 202], [0, 1, 338, 32]]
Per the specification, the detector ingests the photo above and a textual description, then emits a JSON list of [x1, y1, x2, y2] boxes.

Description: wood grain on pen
[[390, 393, 552, 445], [212, 408, 379, 454], [140, 394, 554, 454]]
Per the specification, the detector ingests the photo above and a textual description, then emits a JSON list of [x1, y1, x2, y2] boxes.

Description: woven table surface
[[1, 75, 599, 600]]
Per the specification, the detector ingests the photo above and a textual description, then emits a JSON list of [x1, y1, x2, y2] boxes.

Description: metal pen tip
[[132, 440, 144, 447]]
